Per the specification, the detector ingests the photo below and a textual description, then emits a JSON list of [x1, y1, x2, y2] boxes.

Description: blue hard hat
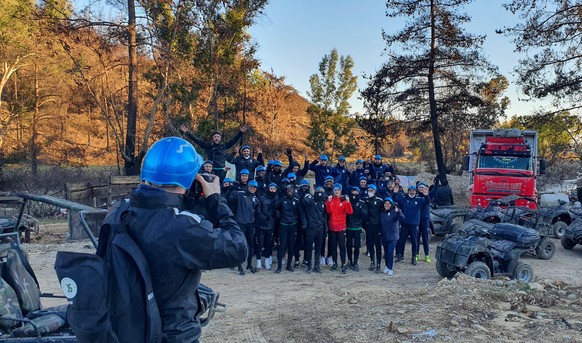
[[268, 160, 275, 165], [239, 169, 250, 175], [368, 184, 377, 191], [141, 137, 202, 189], [384, 197, 394, 204], [339, 156, 346, 161], [273, 160, 282, 167], [301, 179, 310, 186], [257, 166, 266, 172], [241, 145, 251, 151], [333, 183, 342, 191], [359, 176, 368, 181], [325, 175, 335, 181], [356, 159, 363, 164], [248, 180, 259, 188], [223, 177, 234, 184], [320, 155, 328, 161], [268, 182, 278, 189], [287, 172, 297, 179], [374, 155, 382, 160]]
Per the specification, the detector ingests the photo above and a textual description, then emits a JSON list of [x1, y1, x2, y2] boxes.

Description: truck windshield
[[477, 155, 532, 171]]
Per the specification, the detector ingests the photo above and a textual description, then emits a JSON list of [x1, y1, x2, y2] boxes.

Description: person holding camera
[[126, 136, 248, 342], [325, 184, 353, 274]]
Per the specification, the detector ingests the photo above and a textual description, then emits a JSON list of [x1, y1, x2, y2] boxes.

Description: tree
[[503, 0, 582, 115], [306, 48, 357, 158], [364, 0, 502, 182]]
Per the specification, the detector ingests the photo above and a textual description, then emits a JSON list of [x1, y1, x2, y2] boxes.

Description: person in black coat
[[180, 124, 249, 182], [365, 184, 385, 273], [227, 145, 264, 179], [380, 197, 404, 276], [275, 185, 305, 273], [256, 183, 280, 271], [346, 187, 368, 271], [228, 180, 261, 274], [301, 186, 328, 273]]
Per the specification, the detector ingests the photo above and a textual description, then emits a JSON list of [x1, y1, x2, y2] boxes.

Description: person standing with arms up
[[180, 124, 250, 182]]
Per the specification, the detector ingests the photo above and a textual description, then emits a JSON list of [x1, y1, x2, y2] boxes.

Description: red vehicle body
[[466, 129, 543, 209]]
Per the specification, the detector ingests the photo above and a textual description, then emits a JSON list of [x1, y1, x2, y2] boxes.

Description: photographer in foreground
[[121, 137, 248, 342]]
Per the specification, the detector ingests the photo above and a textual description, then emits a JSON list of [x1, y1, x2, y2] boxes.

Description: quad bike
[[561, 218, 582, 251], [435, 219, 540, 282]]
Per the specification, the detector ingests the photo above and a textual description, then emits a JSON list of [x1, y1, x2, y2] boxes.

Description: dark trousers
[[304, 227, 323, 268], [320, 227, 327, 258], [346, 229, 361, 264], [382, 240, 397, 270], [277, 223, 297, 268], [366, 223, 382, 264], [328, 230, 346, 265], [397, 224, 419, 258], [255, 227, 273, 260], [418, 218, 430, 256], [294, 227, 306, 263], [238, 223, 255, 268]]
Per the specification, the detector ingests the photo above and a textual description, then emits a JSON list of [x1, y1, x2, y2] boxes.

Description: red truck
[[464, 129, 546, 209]]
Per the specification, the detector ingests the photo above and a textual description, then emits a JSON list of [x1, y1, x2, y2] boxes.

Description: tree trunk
[[428, 0, 447, 184], [124, 0, 138, 175], [31, 54, 39, 176]]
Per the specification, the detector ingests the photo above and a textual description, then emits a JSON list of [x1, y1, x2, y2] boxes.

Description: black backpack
[[54, 201, 164, 343]]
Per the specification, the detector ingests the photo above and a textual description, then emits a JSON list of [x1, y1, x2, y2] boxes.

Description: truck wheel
[[512, 262, 534, 282], [552, 221, 568, 239], [436, 260, 456, 278], [561, 237, 577, 250], [535, 237, 556, 260], [464, 261, 491, 280]]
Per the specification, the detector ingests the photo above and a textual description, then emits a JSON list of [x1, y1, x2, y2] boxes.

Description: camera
[[189, 173, 215, 199]]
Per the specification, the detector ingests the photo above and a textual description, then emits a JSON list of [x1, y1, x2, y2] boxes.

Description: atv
[[429, 205, 470, 237], [561, 218, 582, 251], [435, 219, 539, 282]]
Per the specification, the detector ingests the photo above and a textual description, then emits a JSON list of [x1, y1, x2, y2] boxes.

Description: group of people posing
[[180, 125, 454, 277]]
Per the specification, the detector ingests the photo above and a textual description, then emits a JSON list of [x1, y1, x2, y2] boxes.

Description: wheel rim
[[474, 269, 487, 279], [544, 244, 553, 254], [518, 268, 531, 281], [557, 226, 565, 236]]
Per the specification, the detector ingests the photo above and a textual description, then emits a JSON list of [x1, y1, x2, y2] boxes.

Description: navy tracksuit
[[418, 200, 431, 256], [394, 193, 429, 259], [346, 195, 368, 265], [228, 190, 261, 268], [365, 196, 385, 266], [380, 208, 404, 270], [309, 161, 336, 187]]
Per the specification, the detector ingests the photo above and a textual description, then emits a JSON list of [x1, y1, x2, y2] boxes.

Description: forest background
[[0, 0, 581, 195]]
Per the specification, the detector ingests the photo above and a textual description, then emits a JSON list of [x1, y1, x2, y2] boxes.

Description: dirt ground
[[21, 220, 582, 343]]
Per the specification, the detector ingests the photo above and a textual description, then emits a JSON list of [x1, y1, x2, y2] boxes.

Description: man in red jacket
[[325, 183, 353, 274]]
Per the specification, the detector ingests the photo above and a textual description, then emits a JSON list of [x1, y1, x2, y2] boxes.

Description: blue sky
[[248, 0, 549, 117]]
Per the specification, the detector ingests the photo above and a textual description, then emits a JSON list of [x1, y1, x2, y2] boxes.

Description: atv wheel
[[512, 262, 534, 282], [561, 237, 577, 250], [552, 221, 568, 239], [436, 260, 456, 278], [464, 261, 491, 280], [535, 237, 556, 260]]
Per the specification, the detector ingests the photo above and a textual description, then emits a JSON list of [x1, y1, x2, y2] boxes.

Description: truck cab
[[466, 129, 542, 209]]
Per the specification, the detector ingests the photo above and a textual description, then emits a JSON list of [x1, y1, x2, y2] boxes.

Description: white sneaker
[[383, 266, 389, 274], [387, 269, 394, 276], [257, 259, 262, 270], [265, 258, 271, 270], [319, 257, 326, 266], [326, 257, 333, 266]]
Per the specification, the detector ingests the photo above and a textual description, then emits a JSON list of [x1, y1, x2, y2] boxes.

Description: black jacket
[[301, 193, 327, 230], [227, 153, 264, 179], [126, 185, 247, 342], [185, 130, 243, 169], [366, 196, 385, 225], [283, 158, 309, 182], [279, 194, 303, 225], [228, 190, 260, 225], [257, 192, 280, 230], [347, 195, 368, 228]]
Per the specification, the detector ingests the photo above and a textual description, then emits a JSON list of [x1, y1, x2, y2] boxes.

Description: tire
[[512, 262, 534, 282], [535, 237, 556, 260], [360, 229, 366, 247], [561, 237, 577, 250], [464, 261, 491, 280], [552, 221, 568, 239], [436, 260, 456, 278]]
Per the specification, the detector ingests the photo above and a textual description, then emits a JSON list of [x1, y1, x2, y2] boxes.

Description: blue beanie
[[339, 156, 346, 161], [267, 160, 274, 165], [315, 186, 324, 192], [356, 159, 364, 164], [273, 160, 282, 167], [241, 145, 251, 151], [223, 177, 234, 184], [239, 169, 250, 175], [301, 179, 310, 186], [333, 183, 342, 191], [359, 176, 368, 181], [248, 180, 258, 188], [325, 175, 335, 181], [374, 155, 382, 159], [268, 182, 278, 189], [257, 166, 266, 172], [320, 155, 328, 161], [368, 184, 377, 191], [281, 178, 290, 183], [408, 185, 417, 191], [384, 197, 394, 204], [287, 172, 297, 179], [351, 187, 360, 193]]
